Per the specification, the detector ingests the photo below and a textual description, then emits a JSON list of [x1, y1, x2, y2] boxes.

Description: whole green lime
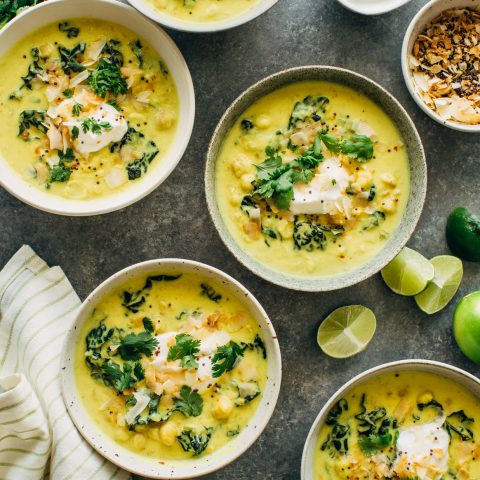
[[446, 207, 480, 262], [453, 291, 480, 364]]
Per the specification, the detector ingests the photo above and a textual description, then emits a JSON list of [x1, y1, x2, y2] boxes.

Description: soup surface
[[314, 371, 480, 480], [215, 81, 410, 278], [0, 18, 178, 200], [147, 0, 260, 23], [74, 272, 268, 460]]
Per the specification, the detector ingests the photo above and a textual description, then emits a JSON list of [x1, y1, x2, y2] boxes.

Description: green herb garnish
[[212, 341, 244, 378], [173, 386, 203, 417], [88, 58, 127, 97], [117, 331, 158, 361], [58, 21, 79, 38], [167, 333, 200, 369]]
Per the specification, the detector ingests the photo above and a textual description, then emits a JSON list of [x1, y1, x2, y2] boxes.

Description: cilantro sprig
[[173, 386, 203, 417], [167, 333, 200, 369], [212, 341, 244, 378], [318, 130, 374, 162], [252, 142, 323, 210]]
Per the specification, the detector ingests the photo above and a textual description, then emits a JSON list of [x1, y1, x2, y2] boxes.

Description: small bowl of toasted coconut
[[402, 0, 480, 132]]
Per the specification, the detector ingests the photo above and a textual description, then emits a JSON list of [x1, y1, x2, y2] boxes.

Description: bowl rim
[[60, 257, 282, 479], [336, 0, 413, 16], [0, 0, 196, 216], [204, 65, 427, 292], [126, 0, 279, 33], [300, 358, 480, 480], [401, 0, 480, 133]]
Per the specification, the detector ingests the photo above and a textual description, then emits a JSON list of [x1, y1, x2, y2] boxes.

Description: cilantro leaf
[[167, 333, 200, 369], [318, 131, 374, 162], [341, 134, 374, 162], [174, 385, 203, 417], [212, 341, 244, 378], [117, 331, 158, 361], [251, 145, 323, 211]]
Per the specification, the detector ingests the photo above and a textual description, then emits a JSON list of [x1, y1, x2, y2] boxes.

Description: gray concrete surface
[[1, 0, 480, 478]]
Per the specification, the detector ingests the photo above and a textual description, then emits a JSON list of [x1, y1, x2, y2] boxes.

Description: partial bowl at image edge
[[0, 0, 195, 216], [60, 258, 282, 479], [126, 0, 279, 33], [300, 359, 480, 480], [204, 65, 427, 292]]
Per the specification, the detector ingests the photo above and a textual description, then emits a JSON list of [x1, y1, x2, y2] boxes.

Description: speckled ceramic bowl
[[402, 0, 480, 132], [205, 66, 427, 292], [61, 258, 281, 479], [301, 359, 480, 480], [127, 0, 279, 33]]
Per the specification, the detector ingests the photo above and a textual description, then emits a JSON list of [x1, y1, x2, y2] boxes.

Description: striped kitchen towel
[[0, 245, 129, 480]]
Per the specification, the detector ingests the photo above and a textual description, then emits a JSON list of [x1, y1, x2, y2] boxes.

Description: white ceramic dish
[[402, 0, 480, 132], [0, 0, 195, 216], [127, 0, 279, 33], [61, 258, 282, 479], [337, 0, 412, 15], [301, 359, 480, 480]]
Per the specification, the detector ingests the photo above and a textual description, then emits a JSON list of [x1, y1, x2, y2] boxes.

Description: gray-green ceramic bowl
[[301, 359, 480, 479], [205, 66, 427, 291]]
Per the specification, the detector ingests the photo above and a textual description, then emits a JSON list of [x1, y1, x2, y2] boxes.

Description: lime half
[[381, 247, 434, 296], [317, 305, 376, 359], [415, 256, 463, 314]]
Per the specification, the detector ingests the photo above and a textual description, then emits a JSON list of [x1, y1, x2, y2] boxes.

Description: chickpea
[[417, 391, 433, 404], [213, 395, 234, 420], [380, 173, 397, 186], [160, 423, 177, 447], [256, 115, 271, 129], [114, 429, 130, 442], [381, 198, 396, 213], [133, 433, 146, 450], [277, 219, 293, 240], [232, 157, 251, 178], [240, 173, 255, 192], [156, 110, 176, 130], [147, 427, 161, 441], [356, 169, 373, 189]]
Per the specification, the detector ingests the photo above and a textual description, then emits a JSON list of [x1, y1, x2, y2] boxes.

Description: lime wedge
[[381, 247, 434, 296], [414, 255, 463, 314], [317, 305, 376, 358]]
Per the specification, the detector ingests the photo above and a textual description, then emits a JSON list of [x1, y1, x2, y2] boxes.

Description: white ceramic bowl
[[61, 258, 282, 479], [0, 0, 195, 215], [301, 359, 480, 480], [337, 0, 412, 16], [127, 0, 279, 33], [402, 0, 480, 132]]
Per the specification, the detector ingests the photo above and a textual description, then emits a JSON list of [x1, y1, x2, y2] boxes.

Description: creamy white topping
[[150, 329, 231, 393], [290, 158, 351, 216], [393, 416, 449, 480], [69, 103, 128, 155]]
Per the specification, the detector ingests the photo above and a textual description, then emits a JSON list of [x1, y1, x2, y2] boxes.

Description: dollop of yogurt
[[70, 103, 128, 155], [290, 158, 351, 216], [393, 416, 449, 480]]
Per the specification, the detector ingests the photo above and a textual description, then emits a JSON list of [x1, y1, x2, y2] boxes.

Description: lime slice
[[381, 247, 434, 296], [317, 305, 376, 358], [446, 206, 480, 262], [414, 255, 463, 314]]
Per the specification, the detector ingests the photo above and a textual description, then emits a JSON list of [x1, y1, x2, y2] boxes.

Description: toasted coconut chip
[[46, 121, 63, 151], [70, 70, 90, 88], [82, 37, 106, 66]]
